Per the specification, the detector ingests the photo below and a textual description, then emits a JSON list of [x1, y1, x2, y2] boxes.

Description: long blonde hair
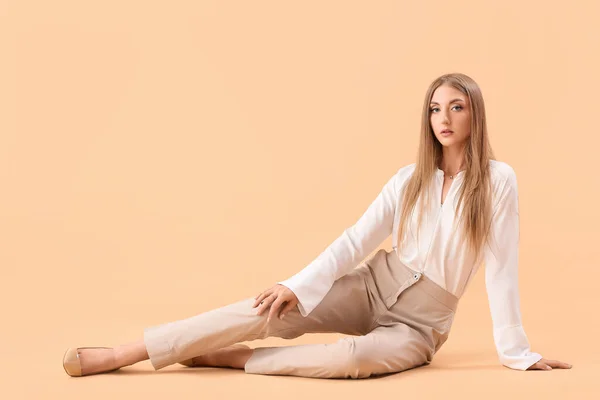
[[395, 73, 496, 264]]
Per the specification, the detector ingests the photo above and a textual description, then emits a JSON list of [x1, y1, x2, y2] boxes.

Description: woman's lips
[[441, 130, 453, 137]]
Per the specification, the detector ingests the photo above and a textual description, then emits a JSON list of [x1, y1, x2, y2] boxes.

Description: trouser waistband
[[385, 250, 459, 312]]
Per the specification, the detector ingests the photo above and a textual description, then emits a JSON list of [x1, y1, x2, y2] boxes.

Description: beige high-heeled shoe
[[62, 347, 119, 377]]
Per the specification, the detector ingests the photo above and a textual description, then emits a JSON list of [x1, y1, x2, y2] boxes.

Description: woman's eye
[[430, 105, 462, 113]]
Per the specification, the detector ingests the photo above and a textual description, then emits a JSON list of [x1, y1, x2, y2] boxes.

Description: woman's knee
[[337, 337, 431, 379], [326, 337, 378, 379]]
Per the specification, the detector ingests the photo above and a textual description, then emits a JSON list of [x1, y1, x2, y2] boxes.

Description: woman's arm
[[484, 166, 544, 370], [277, 165, 413, 317]]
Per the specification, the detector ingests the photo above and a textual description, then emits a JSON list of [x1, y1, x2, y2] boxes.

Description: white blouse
[[278, 160, 543, 371]]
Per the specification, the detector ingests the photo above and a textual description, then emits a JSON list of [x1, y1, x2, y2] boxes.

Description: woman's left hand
[[527, 358, 572, 370]]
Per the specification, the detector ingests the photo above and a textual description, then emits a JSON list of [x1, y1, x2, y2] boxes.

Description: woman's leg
[[76, 341, 250, 373], [72, 264, 382, 375], [168, 321, 435, 379], [179, 344, 254, 369], [143, 264, 381, 370], [243, 322, 434, 379]]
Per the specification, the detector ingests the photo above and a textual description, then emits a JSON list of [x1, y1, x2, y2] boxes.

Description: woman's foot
[[63, 340, 149, 377], [63, 347, 120, 377], [179, 344, 253, 369]]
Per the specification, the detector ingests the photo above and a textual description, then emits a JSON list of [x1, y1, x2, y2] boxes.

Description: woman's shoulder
[[489, 159, 515, 176], [398, 162, 418, 175], [488, 160, 520, 209], [394, 162, 418, 182], [386, 162, 417, 180], [383, 163, 417, 193], [489, 159, 518, 186]]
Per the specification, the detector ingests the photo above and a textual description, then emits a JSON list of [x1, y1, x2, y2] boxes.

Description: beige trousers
[[143, 249, 459, 379]]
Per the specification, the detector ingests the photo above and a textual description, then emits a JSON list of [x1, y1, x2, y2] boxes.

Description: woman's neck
[[439, 147, 466, 175]]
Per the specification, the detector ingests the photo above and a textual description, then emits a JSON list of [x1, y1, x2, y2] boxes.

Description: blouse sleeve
[[483, 167, 543, 370], [277, 166, 410, 317]]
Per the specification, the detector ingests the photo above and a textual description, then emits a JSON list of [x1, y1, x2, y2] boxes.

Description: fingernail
[[281, 314, 285, 319], [546, 366, 552, 370]]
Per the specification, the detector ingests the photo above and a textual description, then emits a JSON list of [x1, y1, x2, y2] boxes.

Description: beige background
[[1, 0, 597, 398]]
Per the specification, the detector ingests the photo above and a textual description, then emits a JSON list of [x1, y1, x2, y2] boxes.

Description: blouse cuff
[[494, 324, 543, 370], [277, 276, 328, 317]]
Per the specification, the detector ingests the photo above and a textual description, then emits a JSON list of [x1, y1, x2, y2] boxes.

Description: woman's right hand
[[252, 284, 299, 322]]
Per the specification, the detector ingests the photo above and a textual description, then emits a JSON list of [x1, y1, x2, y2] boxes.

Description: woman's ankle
[[113, 340, 149, 368], [223, 345, 254, 369], [235, 347, 254, 369]]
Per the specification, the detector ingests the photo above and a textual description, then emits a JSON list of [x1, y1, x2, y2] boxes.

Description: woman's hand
[[252, 284, 299, 323], [527, 357, 572, 370]]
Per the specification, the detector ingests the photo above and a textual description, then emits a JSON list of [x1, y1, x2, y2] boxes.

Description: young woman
[[63, 73, 572, 379]]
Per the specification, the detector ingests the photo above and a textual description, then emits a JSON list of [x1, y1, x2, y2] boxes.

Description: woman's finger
[[546, 359, 573, 369], [252, 289, 272, 308], [535, 361, 552, 370], [528, 362, 550, 370], [278, 300, 297, 320], [256, 293, 276, 316], [255, 296, 269, 314], [267, 296, 284, 322]]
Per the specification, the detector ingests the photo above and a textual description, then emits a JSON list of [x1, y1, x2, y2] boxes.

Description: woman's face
[[429, 84, 471, 148]]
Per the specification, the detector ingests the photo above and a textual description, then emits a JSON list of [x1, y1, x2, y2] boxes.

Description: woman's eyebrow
[[430, 99, 465, 105]]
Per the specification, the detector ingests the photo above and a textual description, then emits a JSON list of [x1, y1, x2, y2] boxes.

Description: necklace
[[439, 161, 465, 180], [444, 168, 464, 179]]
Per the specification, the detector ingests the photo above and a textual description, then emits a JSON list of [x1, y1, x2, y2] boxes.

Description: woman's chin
[[438, 137, 465, 148], [438, 136, 455, 144]]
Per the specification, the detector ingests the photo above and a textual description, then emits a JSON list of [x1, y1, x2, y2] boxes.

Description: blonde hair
[[396, 73, 496, 264]]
